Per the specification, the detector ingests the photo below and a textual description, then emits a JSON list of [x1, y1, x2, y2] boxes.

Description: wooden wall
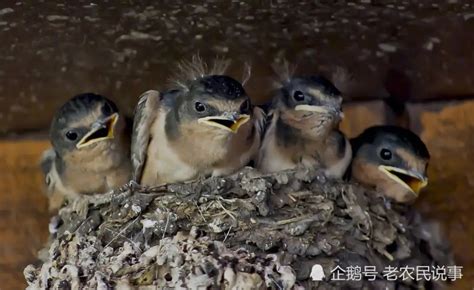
[[0, 140, 51, 290]]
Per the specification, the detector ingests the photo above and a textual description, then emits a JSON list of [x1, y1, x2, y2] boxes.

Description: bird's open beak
[[76, 113, 119, 149], [198, 113, 250, 133], [294, 105, 344, 119], [378, 165, 428, 196]]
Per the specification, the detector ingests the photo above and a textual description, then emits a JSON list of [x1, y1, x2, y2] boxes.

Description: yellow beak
[[198, 114, 250, 133], [378, 165, 428, 196], [76, 113, 119, 149]]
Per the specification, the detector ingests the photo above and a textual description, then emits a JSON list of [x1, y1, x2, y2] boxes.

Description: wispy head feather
[[171, 55, 230, 91], [271, 59, 297, 88], [331, 66, 355, 95], [241, 62, 252, 86]]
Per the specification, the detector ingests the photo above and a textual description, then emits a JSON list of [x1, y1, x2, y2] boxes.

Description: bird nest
[[24, 168, 453, 289]]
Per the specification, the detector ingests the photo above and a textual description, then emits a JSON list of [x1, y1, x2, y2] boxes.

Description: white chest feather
[[257, 121, 296, 173], [324, 137, 352, 179], [142, 113, 198, 185]]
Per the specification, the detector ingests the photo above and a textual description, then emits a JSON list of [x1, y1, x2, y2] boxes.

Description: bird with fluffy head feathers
[[131, 57, 266, 185], [256, 61, 352, 179]]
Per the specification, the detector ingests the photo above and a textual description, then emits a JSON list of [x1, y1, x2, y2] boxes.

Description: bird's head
[[50, 93, 122, 156], [164, 75, 252, 141], [273, 76, 343, 140], [350, 126, 430, 203]]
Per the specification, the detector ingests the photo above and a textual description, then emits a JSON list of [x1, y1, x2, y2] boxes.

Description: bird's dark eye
[[380, 148, 392, 160], [240, 99, 250, 113], [194, 102, 206, 112], [102, 103, 112, 115], [293, 90, 305, 102], [65, 131, 78, 141]]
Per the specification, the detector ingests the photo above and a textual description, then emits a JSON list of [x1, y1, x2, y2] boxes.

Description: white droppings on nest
[[141, 219, 157, 229], [208, 217, 227, 233], [48, 216, 61, 234], [131, 204, 142, 214]]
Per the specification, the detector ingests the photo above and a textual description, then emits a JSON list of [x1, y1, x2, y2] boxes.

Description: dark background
[[0, 1, 473, 289]]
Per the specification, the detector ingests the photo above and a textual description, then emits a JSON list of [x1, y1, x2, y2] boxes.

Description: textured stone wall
[[2, 0, 474, 135]]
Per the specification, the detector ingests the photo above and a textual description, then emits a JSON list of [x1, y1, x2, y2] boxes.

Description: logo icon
[[310, 264, 325, 281]]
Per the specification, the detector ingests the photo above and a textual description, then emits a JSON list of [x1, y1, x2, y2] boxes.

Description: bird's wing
[[245, 105, 269, 168], [40, 148, 56, 192], [253, 105, 270, 142], [343, 135, 362, 181], [131, 90, 161, 182], [322, 129, 352, 179], [40, 149, 68, 210], [256, 100, 273, 115]]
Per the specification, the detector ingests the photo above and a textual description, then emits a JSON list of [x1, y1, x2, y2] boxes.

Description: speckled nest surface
[[24, 167, 453, 289]]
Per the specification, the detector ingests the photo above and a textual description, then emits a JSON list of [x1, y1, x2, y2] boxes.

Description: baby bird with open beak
[[131, 59, 265, 185], [41, 93, 132, 210], [257, 75, 351, 179], [349, 125, 430, 203]]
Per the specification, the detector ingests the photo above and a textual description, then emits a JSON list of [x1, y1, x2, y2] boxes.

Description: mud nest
[[24, 167, 453, 289]]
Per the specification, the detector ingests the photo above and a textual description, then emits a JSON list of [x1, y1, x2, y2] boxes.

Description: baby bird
[[257, 75, 351, 179], [131, 59, 265, 186], [348, 125, 430, 203], [41, 93, 132, 210]]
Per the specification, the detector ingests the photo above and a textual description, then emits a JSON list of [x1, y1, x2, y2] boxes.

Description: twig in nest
[[195, 201, 207, 223], [223, 226, 232, 243], [104, 216, 141, 249], [214, 199, 237, 221], [162, 210, 170, 239], [274, 214, 319, 226]]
